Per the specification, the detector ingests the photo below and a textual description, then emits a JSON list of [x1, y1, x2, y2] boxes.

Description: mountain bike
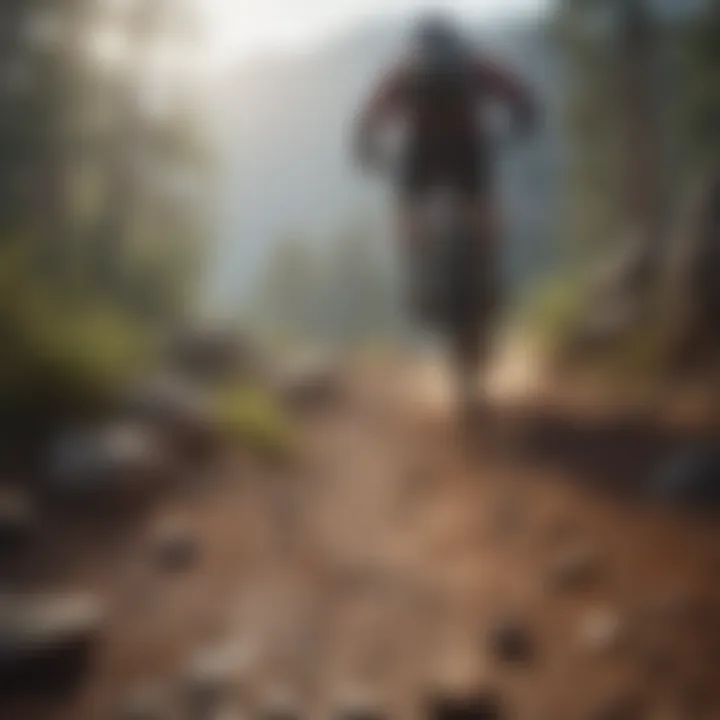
[[408, 187, 497, 419]]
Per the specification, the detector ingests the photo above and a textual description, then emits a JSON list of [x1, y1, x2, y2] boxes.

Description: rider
[[354, 12, 539, 321]]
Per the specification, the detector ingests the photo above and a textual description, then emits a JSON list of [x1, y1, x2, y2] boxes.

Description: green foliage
[[555, 0, 720, 392], [0, 240, 152, 426], [523, 269, 680, 389], [591, 317, 673, 386], [557, 0, 630, 256], [520, 272, 591, 357], [0, 0, 210, 433], [212, 382, 296, 460]]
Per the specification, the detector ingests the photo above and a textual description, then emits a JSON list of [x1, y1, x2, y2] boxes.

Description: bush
[[520, 273, 591, 358], [520, 271, 678, 393], [0, 245, 153, 439], [212, 382, 295, 460]]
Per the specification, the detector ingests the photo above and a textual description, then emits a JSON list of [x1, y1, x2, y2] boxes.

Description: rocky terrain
[[1, 359, 719, 720]]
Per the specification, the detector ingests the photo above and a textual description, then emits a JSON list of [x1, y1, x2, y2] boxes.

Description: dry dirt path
[[4, 360, 720, 720]]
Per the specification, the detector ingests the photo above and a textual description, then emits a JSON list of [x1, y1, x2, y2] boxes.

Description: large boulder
[[46, 422, 168, 501]]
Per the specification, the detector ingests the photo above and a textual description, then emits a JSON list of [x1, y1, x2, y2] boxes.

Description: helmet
[[411, 14, 468, 77], [411, 13, 463, 57]]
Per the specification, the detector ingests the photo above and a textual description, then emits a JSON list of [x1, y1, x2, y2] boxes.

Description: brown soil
[[2, 365, 719, 720]]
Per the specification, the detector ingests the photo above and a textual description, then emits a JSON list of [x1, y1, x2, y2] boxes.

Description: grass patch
[[0, 295, 152, 442], [517, 272, 675, 394], [518, 273, 591, 358], [212, 382, 296, 460]]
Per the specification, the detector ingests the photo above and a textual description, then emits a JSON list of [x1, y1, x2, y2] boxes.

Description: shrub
[[212, 382, 295, 460], [0, 244, 152, 440]]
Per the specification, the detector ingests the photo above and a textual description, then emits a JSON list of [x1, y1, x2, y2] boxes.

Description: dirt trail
[[3, 360, 720, 719]]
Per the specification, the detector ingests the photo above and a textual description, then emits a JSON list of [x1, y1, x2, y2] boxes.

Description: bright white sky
[[198, 0, 550, 67]]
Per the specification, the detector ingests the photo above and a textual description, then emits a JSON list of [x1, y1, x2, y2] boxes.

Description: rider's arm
[[473, 55, 539, 132]]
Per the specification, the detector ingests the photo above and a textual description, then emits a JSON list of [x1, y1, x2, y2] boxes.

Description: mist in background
[[2, 0, 720, 430], [205, 1, 562, 335]]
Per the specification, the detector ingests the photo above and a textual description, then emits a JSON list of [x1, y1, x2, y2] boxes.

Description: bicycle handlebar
[[358, 119, 532, 181]]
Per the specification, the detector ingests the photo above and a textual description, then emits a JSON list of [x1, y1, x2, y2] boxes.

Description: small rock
[[0, 487, 36, 548], [587, 693, 644, 720], [578, 607, 624, 655], [183, 644, 243, 719], [487, 616, 535, 665], [402, 461, 436, 499], [274, 353, 344, 412], [125, 374, 216, 460], [152, 522, 199, 572], [333, 690, 385, 720], [337, 709, 386, 720], [260, 706, 300, 720], [208, 707, 243, 720], [127, 374, 209, 420], [649, 444, 720, 511], [488, 501, 524, 538], [544, 514, 577, 545], [426, 689, 506, 720], [114, 686, 173, 719], [642, 642, 674, 681], [0, 592, 105, 698], [0, 592, 105, 649], [677, 679, 714, 720], [166, 326, 258, 382], [257, 687, 301, 720], [649, 588, 708, 629], [547, 546, 600, 592]]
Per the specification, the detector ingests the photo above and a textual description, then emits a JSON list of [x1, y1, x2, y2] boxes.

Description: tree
[[559, 0, 665, 262], [680, 0, 720, 170], [555, 0, 720, 366], [0, 0, 212, 436]]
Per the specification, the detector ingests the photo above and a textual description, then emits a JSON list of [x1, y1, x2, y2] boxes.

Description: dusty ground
[[2, 361, 720, 719]]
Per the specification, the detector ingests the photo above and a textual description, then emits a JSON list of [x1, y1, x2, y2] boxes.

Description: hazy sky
[[200, 0, 550, 65]]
